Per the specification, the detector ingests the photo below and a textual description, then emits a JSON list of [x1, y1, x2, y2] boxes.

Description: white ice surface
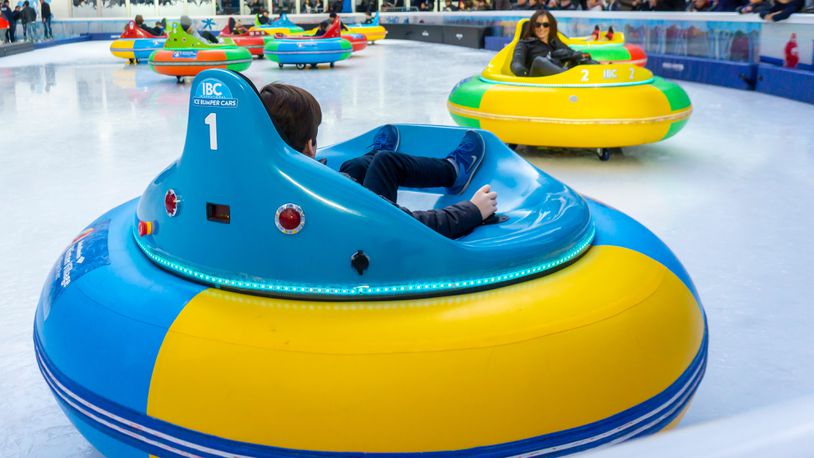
[[1, 40, 813, 457]]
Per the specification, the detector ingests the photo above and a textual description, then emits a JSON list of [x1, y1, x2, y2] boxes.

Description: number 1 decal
[[205, 113, 218, 151], [580, 69, 589, 82]]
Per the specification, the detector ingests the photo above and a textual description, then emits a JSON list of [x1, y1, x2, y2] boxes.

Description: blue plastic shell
[[132, 38, 166, 61], [264, 37, 352, 65], [134, 70, 593, 298]]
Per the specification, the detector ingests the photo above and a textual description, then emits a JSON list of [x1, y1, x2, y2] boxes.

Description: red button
[[278, 208, 301, 231]]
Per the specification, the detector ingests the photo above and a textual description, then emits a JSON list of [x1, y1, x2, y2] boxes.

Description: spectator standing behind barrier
[[737, 0, 770, 14], [631, 0, 653, 10], [20, 1, 35, 42], [760, 0, 803, 21], [686, 0, 711, 10], [2, 0, 14, 43], [604, 0, 621, 9], [40, 0, 51, 39], [11, 5, 20, 42], [548, 0, 578, 9], [586, 0, 604, 9], [713, 0, 746, 11]]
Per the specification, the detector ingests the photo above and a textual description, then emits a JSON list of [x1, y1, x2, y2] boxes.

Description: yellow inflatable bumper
[[347, 25, 387, 42], [146, 244, 705, 453]]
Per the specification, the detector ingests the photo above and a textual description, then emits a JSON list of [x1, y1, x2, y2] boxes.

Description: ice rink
[[1, 40, 813, 457]]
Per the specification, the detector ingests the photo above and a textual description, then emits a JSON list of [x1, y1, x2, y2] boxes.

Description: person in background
[[631, 0, 654, 10], [512, 0, 528, 8], [559, 0, 579, 9], [511, 10, 593, 77], [586, 0, 604, 9], [328, 11, 349, 30], [20, 1, 35, 42], [605, 0, 621, 10], [736, 0, 769, 14], [313, 19, 329, 36], [39, 0, 50, 39], [256, 9, 270, 25], [525, 0, 542, 8], [362, 10, 374, 21], [134, 14, 162, 35], [686, 0, 711, 10], [11, 5, 20, 42], [226, 16, 248, 34], [444, 0, 460, 9], [2, 0, 14, 43], [180, 15, 218, 43], [760, 0, 803, 21]]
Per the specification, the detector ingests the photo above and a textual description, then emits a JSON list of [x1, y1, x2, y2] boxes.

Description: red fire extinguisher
[[784, 32, 799, 69]]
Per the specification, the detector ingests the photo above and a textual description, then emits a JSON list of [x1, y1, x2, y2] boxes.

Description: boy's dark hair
[[259, 83, 322, 153]]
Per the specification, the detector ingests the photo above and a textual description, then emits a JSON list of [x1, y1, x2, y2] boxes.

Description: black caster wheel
[[176, 76, 183, 84], [296, 63, 306, 70], [258, 54, 264, 59], [330, 62, 335, 68], [506, 143, 518, 151], [596, 147, 622, 161], [278, 63, 284, 68], [128, 58, 135, 64], [310, 63, 317, 69]]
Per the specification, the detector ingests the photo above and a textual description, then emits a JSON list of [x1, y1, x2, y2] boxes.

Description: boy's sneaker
[[368, 124, 400, 153], [446, 130, 485, 195]]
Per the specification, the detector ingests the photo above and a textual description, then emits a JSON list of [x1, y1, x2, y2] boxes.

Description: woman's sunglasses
[[534, 22, 551, 29]]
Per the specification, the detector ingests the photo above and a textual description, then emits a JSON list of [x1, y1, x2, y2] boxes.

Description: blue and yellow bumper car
[[34, 70, 707, 458]]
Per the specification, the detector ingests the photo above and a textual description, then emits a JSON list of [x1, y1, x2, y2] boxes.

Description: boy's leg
[[362, 151, 455, 203], [338, 153, 375, 183]]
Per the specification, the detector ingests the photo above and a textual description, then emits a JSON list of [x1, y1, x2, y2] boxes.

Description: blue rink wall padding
[[645, 53, 757, 90], [33, 35, 91, 49], [759, 56, 814, 72], [485, 35, 511, 51], [756, 63, 814, 105]]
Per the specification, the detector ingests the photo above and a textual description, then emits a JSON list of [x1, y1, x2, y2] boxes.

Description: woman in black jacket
[[510, 10, 593, 77]]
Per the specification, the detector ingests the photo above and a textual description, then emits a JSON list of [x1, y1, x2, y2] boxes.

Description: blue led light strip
[[133, 226, 595, 299]]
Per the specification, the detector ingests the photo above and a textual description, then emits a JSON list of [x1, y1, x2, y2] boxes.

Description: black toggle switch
[[351, 250, 369, 275]]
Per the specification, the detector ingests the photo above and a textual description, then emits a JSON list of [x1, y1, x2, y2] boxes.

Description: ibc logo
[[195, 78, 232, 100], [202, 82, 223, 97]]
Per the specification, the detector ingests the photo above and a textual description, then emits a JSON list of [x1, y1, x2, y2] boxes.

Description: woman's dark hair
[[259, 83, 322, 153], [228, 16, 236, 33], [135, 14, 144, 25], [319, 19, 329, 29], [523, 9, 558, 43]]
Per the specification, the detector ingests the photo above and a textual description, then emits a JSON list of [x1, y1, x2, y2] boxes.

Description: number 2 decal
[[580, 69, 589, 82], [629, 67, 635, 80], [205, 113, 218, 151]]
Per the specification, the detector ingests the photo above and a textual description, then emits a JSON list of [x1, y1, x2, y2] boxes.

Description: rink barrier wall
[[0, 42, 34, 57], [645, 53, 758, 91], [755, 64, 814, 105]]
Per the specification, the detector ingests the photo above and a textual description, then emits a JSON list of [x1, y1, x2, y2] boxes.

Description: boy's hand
[[470, 184, 497, 220]]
